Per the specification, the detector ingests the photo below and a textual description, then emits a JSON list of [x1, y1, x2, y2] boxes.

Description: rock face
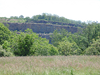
[[3, 23, 78, 43], [4, 23, 77, 33]]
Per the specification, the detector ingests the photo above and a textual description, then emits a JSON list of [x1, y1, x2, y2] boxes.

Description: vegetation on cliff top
[[0, 13, 87, 28]]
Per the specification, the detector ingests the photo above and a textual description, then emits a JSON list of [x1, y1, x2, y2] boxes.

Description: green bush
[[4, 52, 14, 57], [30, 37, 58, 56], [0, 45, 13, 57], [58, 38, 81, 56], [2, 41, 10, 50], [0, 23, 11, 45], [48, 46, 58, 55], [85, 38, 100, 55], [0, 50, 5, 57], [13, 33, 35, 56], [9, 29, 58, 56], [85, 47, 99, 55]]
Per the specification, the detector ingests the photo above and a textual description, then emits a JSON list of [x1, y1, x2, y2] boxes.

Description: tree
[[0, 45, 13, 57], [9, 28, 58, 56], [25, 17, 30, 22], [50, 29, 69, 47], [42, 13, 46, 19], [10, 16, 19, 19], [14, 32, 35, 56], [19, 15, 24, 18], [58, 37, 81, 55], [48, 46, 58, 55], [30, 37, 58, 56], [0, 23, 11, 45], [50, 30, 63, 47], [85, 38, 100, 55], [71, 34, 89, 52], [82, 23, 100, 47]]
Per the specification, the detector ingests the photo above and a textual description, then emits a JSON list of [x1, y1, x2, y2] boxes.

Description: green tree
[[82, 23, 100, 47], [30, 37, 58, 56], [9, 28, 58, 56], [71, 34, 89, 52], [0, 23, 11, 45], [14, 32, 35, 56], [25, 17, 30, 22], [19, 15, 24, 18], [48, 46, 58, 55], [2, 40, 11, 52], [50, 29, 69, 47], [85, 38, 100, 55], [0, 45, 13, 57], [58, 37, 81, 55], [50, 30, 63, 47]]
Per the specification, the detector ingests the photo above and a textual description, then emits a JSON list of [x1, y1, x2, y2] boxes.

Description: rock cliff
[[4, 23, 77, 33]]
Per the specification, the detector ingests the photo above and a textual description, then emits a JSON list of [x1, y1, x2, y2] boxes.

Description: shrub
[[13, 33, 35, 56], [0, 50, 5, 57], [0, 23, 11, 45], [58, 41, 81, 56], [29, 37, 58, 56], [85, 38, 100, 55], [48, 46, 58, 55], [4, 52, 14, 57], [0, 45, 13, 57], [85, 47, 99, 55]]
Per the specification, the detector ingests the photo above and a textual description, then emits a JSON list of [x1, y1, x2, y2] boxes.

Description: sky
[[0, 0, 100, 22]]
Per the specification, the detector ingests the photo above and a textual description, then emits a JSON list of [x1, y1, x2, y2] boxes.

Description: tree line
[[0, 22, 100, 56], [0, 13, 87, 27]]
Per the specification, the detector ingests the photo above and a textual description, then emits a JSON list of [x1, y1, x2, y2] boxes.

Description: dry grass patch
[[0, 56, 100, 75]]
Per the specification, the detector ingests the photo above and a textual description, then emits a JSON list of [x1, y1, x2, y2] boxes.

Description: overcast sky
[[0, 0, 100, 22]]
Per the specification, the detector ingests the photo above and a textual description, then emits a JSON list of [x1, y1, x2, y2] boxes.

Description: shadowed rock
[[4, 23, 78, 33]]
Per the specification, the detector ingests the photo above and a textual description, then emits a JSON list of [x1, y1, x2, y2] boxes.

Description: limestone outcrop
[[4, 23, 77, 33]]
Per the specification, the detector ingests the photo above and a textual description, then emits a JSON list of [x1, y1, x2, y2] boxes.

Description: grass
[[0, 56, 100, 75]]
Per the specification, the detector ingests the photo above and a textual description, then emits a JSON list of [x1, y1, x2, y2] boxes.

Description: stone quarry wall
[[4, 23, 77, 33]]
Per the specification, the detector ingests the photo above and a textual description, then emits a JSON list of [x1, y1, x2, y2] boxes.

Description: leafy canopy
[[0, 23, 11, 45]]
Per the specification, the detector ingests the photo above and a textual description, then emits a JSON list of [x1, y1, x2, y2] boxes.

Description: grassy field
[[0, 56, 100, 75]]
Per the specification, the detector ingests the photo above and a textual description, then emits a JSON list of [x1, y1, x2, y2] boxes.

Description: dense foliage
[[50, 22, 100, 55], [0, 15, 100, 56], [58, 37, 82, 55], [0, 23, 58, 56], [0, 45, 13, 57], [85, 38, 100, 55], [0, 23, 11, 45], [0, 13, 87, 28]]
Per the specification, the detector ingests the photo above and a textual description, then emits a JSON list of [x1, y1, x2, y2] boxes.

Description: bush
[[30, 43, 49, 56], [58, 40, 81, 56], [0, 23, 11, 45], [9, 29, 58, 56], [4, 52, 14, 57], [0, 45, 14, 57], [30, 37, 58, 56], [0, 50, 5, 57], [85, 47, 99, 55], [85, 38, 100, 55], [2, 41, 10, 51], [13, 33, 35, 56], [48, 46, 58, 55]]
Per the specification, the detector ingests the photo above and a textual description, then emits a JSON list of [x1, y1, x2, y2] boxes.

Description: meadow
[[0, 56, 100, 75]]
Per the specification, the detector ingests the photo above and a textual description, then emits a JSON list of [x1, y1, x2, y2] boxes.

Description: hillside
[[0, 14, 88, 42], [0, 14, 87, 33], [0, 14, 100, 56]]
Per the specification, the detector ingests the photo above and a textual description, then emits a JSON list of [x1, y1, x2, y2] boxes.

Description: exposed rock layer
[[4, 23, 77, 33]]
